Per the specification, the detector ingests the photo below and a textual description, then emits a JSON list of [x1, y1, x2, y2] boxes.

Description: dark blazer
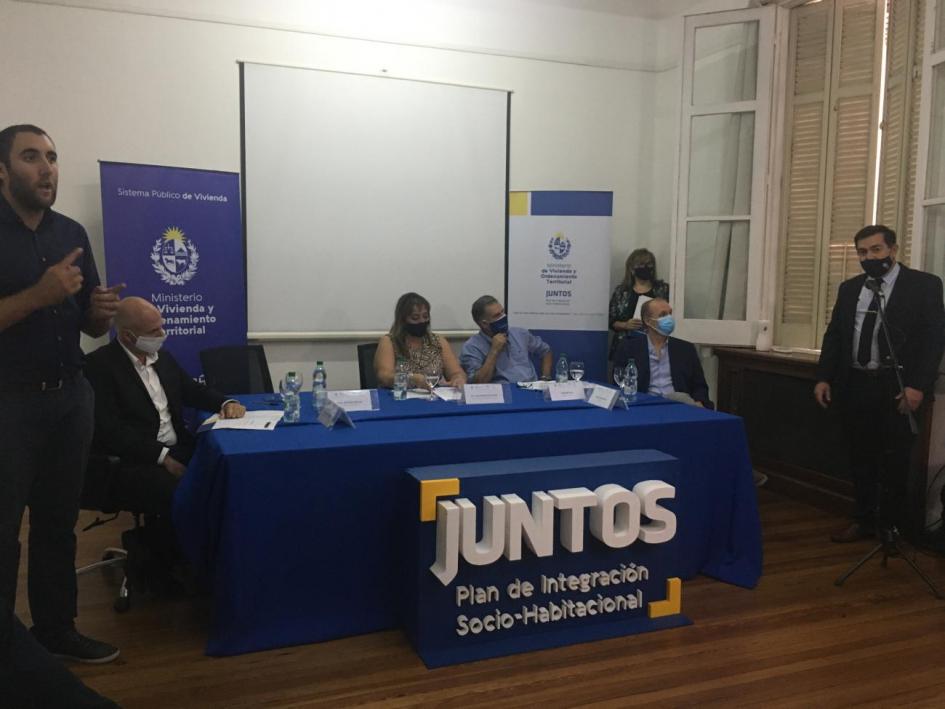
[[84, 340, 227, 466], [816, 265, 945, 394], [614, 333, 713, 408]]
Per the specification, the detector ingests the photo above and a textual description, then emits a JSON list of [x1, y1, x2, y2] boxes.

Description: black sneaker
[[30, 627, 120, 664]]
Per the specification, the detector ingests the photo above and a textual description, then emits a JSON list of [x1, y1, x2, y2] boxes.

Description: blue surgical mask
[[488, 314, 509, 336], [653, 315, 675, 336]]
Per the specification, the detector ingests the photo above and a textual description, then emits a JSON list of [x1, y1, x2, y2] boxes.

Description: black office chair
[[200, 344, 273, 395], [357, 343, 379, 389], [76, 454, 141, 613]]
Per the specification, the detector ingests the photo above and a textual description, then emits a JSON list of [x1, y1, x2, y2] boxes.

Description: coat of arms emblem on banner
[[151, 226, 199, 286]]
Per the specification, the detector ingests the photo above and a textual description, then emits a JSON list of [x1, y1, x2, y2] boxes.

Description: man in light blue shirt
[[461, 295, 553, 383], [613, 298, 712, 408]]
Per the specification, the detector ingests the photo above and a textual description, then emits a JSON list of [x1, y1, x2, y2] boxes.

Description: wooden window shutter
[[778, 1, 833, 344], [819, 0, 883, 338]]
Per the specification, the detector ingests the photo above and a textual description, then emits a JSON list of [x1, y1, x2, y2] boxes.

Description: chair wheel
[[114, 596, 131, 613]]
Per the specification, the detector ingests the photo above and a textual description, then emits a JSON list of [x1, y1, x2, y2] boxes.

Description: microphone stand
[[871, 278, 918, 436], [835, 277, 943, 598]]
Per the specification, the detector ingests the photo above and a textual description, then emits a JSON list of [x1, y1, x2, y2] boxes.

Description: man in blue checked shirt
[[461, 295, 553, 384]]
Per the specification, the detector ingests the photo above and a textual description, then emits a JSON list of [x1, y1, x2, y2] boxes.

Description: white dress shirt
[[120, 342, 177, 463], [852, 262, 901, 370]]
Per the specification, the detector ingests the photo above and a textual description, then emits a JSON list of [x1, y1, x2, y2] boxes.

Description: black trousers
[[107, 462, 179, 516], [840, 368, 918, 529], [106, 456, 188, 585], [0, 376, 94, 645]]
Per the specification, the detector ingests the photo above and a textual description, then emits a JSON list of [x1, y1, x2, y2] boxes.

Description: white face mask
[[132, 332, 167, 354]]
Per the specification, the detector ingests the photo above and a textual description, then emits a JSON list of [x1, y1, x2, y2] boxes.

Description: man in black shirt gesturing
[[0, 124, 123, 669]]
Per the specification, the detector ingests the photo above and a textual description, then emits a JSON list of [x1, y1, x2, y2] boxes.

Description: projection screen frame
[[238, 61, 512, 340]]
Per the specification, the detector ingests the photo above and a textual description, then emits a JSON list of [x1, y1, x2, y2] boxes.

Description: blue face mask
[[488, 314, 509, 335], [653, 315, 675, 336]]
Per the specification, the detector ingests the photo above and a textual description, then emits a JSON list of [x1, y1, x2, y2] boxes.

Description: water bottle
[[313, 361, 327, 411], [555, 353, 569, 383], [626, 358, 638, 401], [393, 357, 409, 400], [282, 371, 301, 423]]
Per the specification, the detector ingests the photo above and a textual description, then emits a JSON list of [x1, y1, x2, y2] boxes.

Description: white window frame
[[672, 7, 777, 345]]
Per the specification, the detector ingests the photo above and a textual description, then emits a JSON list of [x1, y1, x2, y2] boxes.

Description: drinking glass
[[612, 366, 629, 407], [424, 363, 441, 400], [569, 361, 585, 382]]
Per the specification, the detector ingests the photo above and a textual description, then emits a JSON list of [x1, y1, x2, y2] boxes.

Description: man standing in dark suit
[[84, 297, 244, 571], [815, 225, 945, 543], [613, 298, 713, 408]]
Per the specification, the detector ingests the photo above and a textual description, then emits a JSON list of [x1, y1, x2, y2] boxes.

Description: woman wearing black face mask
[[608, 248, 670, 363], [374, 292, 467, 390]]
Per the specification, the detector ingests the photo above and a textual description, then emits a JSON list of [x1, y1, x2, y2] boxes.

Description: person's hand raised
[[34, 248, 84, 306]]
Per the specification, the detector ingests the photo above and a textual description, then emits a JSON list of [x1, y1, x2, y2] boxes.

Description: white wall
[[1, 0, 750, 389]]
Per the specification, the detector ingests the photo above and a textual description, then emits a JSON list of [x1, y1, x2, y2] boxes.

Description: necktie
[[856, 279, 882, 367]]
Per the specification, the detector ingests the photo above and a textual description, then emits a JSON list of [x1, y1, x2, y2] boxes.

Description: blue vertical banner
[[508, 191, 612, 383], [99, 162, 245, 377]]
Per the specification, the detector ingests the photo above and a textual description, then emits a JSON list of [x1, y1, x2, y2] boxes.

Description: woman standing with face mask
[[374, 292, 466, 390], [608, 248, 669, 364]]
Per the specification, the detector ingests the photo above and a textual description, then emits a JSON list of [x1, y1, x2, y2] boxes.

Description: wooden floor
[[15, 489, 945, 708]]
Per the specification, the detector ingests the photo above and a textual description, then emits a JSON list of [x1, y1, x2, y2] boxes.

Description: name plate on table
[[317, 399, 356, 429], [326, 389, 379, 412], [586, 385, 621, 410], [547, 381, 586, 401], [404, 450, 689, 668], [463, 383, 505, 405]]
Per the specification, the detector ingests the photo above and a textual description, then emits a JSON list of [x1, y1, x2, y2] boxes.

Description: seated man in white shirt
[[460, 295, 553, 383], [83, 298, 244, 588], [612, 298, 713, 408]]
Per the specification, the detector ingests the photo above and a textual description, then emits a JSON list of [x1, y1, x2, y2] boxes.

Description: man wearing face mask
[[84, 298, 245, 582], [613, 298, 712, 408], [461, 295, 553, 383], [815, 225, 945, 543]]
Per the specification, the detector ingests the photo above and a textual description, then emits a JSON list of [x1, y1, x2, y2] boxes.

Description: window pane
[[688, 113, 755, 216], [693, 21, 759, 106], [924, 205, 945, 283], [684, 220, 749, 320], [935, 2, 945, 52], [927, 64, 945, 199]]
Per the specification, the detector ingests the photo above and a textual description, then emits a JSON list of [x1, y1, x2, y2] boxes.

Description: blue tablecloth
[[174, 387, 762, 656]]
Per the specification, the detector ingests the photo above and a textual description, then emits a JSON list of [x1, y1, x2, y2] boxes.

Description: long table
[[173, 387, 762, 656]]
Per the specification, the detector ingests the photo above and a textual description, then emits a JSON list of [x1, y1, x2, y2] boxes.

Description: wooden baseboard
[[759, 466, 853, 517]]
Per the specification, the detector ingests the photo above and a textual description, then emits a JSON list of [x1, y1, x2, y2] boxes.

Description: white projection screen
[[240, 62, 510, 335]]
